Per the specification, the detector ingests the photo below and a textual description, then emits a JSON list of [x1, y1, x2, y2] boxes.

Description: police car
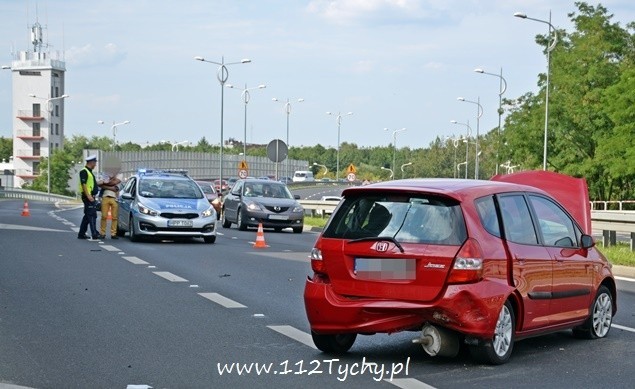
[[116, 169, 217, 243]]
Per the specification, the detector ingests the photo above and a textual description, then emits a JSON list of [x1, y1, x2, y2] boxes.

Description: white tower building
[[7, 20, 66, 188]]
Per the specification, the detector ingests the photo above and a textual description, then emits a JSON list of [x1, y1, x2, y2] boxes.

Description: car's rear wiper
[[347, 236, 405, 253]]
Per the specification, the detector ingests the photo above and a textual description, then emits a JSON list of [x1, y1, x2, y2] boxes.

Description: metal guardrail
[[590, 200, 635, 210], [591, 211, 635, 250], [298, 200, 338, 218], [0, 188, 77, 203]]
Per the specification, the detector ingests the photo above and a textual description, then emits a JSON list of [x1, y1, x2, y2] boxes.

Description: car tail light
[[447, 238, 483, 284], [310, 247, 326, 274]]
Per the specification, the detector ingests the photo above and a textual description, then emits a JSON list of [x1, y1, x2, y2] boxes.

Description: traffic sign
[[238, 169, 248, 179], [239, 160, 249, 170], [347, 173, 356, 182], [346, 164, 357, 174]]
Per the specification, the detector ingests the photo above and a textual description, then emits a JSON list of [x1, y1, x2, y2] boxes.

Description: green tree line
[[1, 2, 633, 200]]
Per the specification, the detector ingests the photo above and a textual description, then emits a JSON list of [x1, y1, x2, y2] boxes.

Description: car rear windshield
[[323, 194, 467, 245]]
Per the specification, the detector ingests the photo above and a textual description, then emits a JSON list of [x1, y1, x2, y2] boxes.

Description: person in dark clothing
[[77, 155, 102, 239]]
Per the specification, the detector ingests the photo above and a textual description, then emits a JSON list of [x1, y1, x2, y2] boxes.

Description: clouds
[[65, 43, 127, 68], [306, 0, 434, 25]]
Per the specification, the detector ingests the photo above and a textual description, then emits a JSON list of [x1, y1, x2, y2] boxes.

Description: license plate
[[168, 219, 193, 227], [354, 258, 416, 280], [269, 215, 288, 220]]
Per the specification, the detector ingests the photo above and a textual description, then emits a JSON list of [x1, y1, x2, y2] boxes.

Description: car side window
[[232, 181, 242, 196], [475, 196, 501, 237], [122, 177, 136, 196], [498, 194, 538, 245], [528, 195, 579, 247]]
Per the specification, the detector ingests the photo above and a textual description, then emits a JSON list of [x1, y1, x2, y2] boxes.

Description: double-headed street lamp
[[380, 166, 394, 179], [273, 97, 304, 179], [457, 97, 483, 179], [312, 162, 328, 177], [450, 120, 472, 179], [28, 93, 69, 196], [98, 120, 131, 151], [444, 135, 462, 178], [475, 68, 507, 175], [326, 111, 353, 181], [400, 162, 413, 179], [195, 56, 251, 187], [385, 128, 406, 176], [514, 11, 558, 170], [226, 83, 266, 158]]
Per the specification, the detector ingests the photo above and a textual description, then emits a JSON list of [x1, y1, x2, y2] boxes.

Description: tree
[[0, 137, 12, 162]]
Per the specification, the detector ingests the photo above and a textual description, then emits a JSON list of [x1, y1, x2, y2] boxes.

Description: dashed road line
[[267, 325, 316, 350], [198, 292, 246, 308], [99, 245, 121, 252], [122, 256, 149, 265], [387, 378, 437, 389], [612, 324, 635, 333], [153, 271, 188, 282]]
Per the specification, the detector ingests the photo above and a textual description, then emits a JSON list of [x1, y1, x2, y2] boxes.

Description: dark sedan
[[221, 179, 304, 233]]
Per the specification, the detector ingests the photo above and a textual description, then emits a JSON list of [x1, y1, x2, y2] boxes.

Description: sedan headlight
[[293, 205, 304, 213], [138, 203, 159, 216], [246, 201, 263, 211], [202, 206, 216, 218]]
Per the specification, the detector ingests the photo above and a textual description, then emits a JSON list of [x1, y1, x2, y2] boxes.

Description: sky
[[1, 0, 635, 152]]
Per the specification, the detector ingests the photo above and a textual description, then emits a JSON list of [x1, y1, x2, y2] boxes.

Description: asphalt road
[[1, 198, 634, 389]]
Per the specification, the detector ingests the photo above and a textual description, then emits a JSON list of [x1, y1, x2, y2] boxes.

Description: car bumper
[[135, 214, 217, 237], [242, 211, 304, 229], [304, 276, 509, 339]]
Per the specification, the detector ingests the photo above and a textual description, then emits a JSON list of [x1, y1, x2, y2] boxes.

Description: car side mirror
[[121, 193, 133, 200], [294, 194, 300, 200], [580, 234, 594, 249]]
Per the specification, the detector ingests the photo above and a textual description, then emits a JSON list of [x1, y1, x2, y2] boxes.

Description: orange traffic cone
[[253, 222, 268, 248], [107, 209, 112, 220], [21, 200, 31, 217]]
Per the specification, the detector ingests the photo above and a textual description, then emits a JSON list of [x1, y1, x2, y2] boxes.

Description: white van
[[292, 170, 315, 182]]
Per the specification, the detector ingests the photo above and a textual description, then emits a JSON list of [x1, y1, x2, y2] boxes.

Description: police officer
[[77, 155, 102, 239]]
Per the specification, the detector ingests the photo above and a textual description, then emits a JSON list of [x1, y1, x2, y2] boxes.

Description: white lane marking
[[153, 271, 188, 282], [0, 223, 67, 232], [615, 276, 635, 283], [99, 245, 120, 252], [387, 378, 437, 389], [122, 256, 149, 265], [198, 292, 246, 308], [612, 324, 635, 333], [267, 325, 316, 350]]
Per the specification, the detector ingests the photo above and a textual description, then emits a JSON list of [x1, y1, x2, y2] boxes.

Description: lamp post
[[450, 120, 472, 179], [514, 11, 558, 170], [457, 161, 467, 178], [98, 120, 131, 151], [195, 55, 251, 189], [326, 111, 353, 181], [273, 97, 304, 180], [400, 162, 413, 179], [475, 68, 507, 175], [457, 97, 483, 179], [28, 93, 69, 196], [384, 128, 406, 175], [312, 162, 328, 177], [380, 166, 394, 179], [170, 140, 190, 152], [444, 136, 461, 178], [226, 83, 266, 157]]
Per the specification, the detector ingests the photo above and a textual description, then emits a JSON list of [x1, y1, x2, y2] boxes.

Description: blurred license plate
[[354, 258, 416, 280], [168, 220, 193, 227], [269, 215, 288, 220]]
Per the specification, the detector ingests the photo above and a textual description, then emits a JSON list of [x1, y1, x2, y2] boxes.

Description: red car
[[214, 179, 229, 194], [304, 171, 616, 364]]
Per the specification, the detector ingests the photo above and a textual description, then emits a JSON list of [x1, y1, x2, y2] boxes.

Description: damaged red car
[[304, 171, 616, 364]]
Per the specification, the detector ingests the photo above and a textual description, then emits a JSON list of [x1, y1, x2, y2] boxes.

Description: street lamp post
[[312, 162, 328, 178], [475, 68, 507, 175], [380, 166, 394, 179], [400, 162, 413, 179], [227, 83, 266, 158], [28, 93, 69, 196], [384, 128, 406, 175], [326, 111, 353, 181], [444, 136, 461, 178], [273, 97, 304, 180], [514, 11, 558, 170], [457, 97, 483, 179], [195, 56, 251, 189], [450, 120, 472, 179], [98, 120, 131, 151], [457, 161, 467, 178]]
